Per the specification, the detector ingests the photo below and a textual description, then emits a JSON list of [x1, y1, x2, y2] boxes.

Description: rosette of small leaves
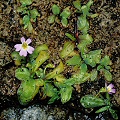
[[73, 0, 93, 35], [48, 5, 71, 27], [17, 0, 40, 33]]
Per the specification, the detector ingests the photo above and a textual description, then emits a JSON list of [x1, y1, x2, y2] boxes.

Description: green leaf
[[73, 0, 81, 11], [86, 0, 93, 12], [43, 83, 57, 97], [48, 94, 60, 104], [30, 9, 40, 22], [20, 0, 32, 6], [62, 78, 76, 86], [109, 108, 118, 120], [23, 15, 30, 29], [52, 4, 60, 15], [105, 65, 111, 70], [60, 86, 72, 104], [17, 6, 27, 13], [100, 55, 111, 66], [77, 43, 88, 53], [89, 13, 99, 18], [60, 41, 75, 58], [97, 65, 104, 71], [65, 72, 90, 86], [95, 106, 109, 113], [60, 7, 71, 18], [17, 79, 41, 105], [81, 20, 89, 34], [77, 34, 93, 53], [81, 5, 89, 17], [61, 17, 68, 27], [30, 44, 48, 60], [80, 63, 87, 73], [82, 50, 101, 67], [106, 92, 110, 103], [70, 64, 90, 85], [66, 55, 82, 66], [79, 34, 93, 45], [76, 72, 90, 84], [90, 70, 98, 81], [48, 15, 55, 24], [32, 51, 50, 72], [15, 68, 30, 81], [22, 15, 33, 33], [11, 51, 25, 61], [77, 16, 88, 30], [102, 69, 112, 81], [35, 68, 44, 79], [27, 21, 33, 33], [80, 95, 105, 108], [44, 63, 55, 74], [46, 61, 64, 79], [99, 87, 106, 93], [65, 33, 76, 41]]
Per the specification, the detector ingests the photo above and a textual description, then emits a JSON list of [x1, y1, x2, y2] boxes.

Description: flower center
[[22, 42, 28, 49], [107, 87, 111, 92]]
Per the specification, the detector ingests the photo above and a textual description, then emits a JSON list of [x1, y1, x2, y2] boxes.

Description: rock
[[0, 105, 66, 120]]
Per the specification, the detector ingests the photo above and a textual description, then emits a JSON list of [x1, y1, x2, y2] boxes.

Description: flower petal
[[20, 49, 27, 56], [26, 38, 32, 44], [21, 37, 25, 43], [27, 46, 34, 54], [14, 44, 22, 51], [107, 84, 114, 89], [110, 89, 116, 93]]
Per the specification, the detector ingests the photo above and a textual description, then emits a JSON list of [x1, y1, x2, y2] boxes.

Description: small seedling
[[48, 4, 60, 24], [48, 4, 71, 27], [17, 0, 40, 33]]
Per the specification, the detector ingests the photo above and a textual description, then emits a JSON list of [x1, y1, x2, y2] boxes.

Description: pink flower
[[105, 83, 116, 94], [14, 37, 34, 57]]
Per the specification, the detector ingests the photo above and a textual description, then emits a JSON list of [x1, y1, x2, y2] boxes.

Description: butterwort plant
[[80, 83, 118, 119], [14, 37, 34, 57]]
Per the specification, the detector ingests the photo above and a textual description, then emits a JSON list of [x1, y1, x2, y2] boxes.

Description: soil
[[0, 0, 120, 119]]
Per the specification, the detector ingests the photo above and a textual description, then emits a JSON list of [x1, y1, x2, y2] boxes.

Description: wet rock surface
[[0, 104, 116, 120], [0, 0, 120, 119]]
